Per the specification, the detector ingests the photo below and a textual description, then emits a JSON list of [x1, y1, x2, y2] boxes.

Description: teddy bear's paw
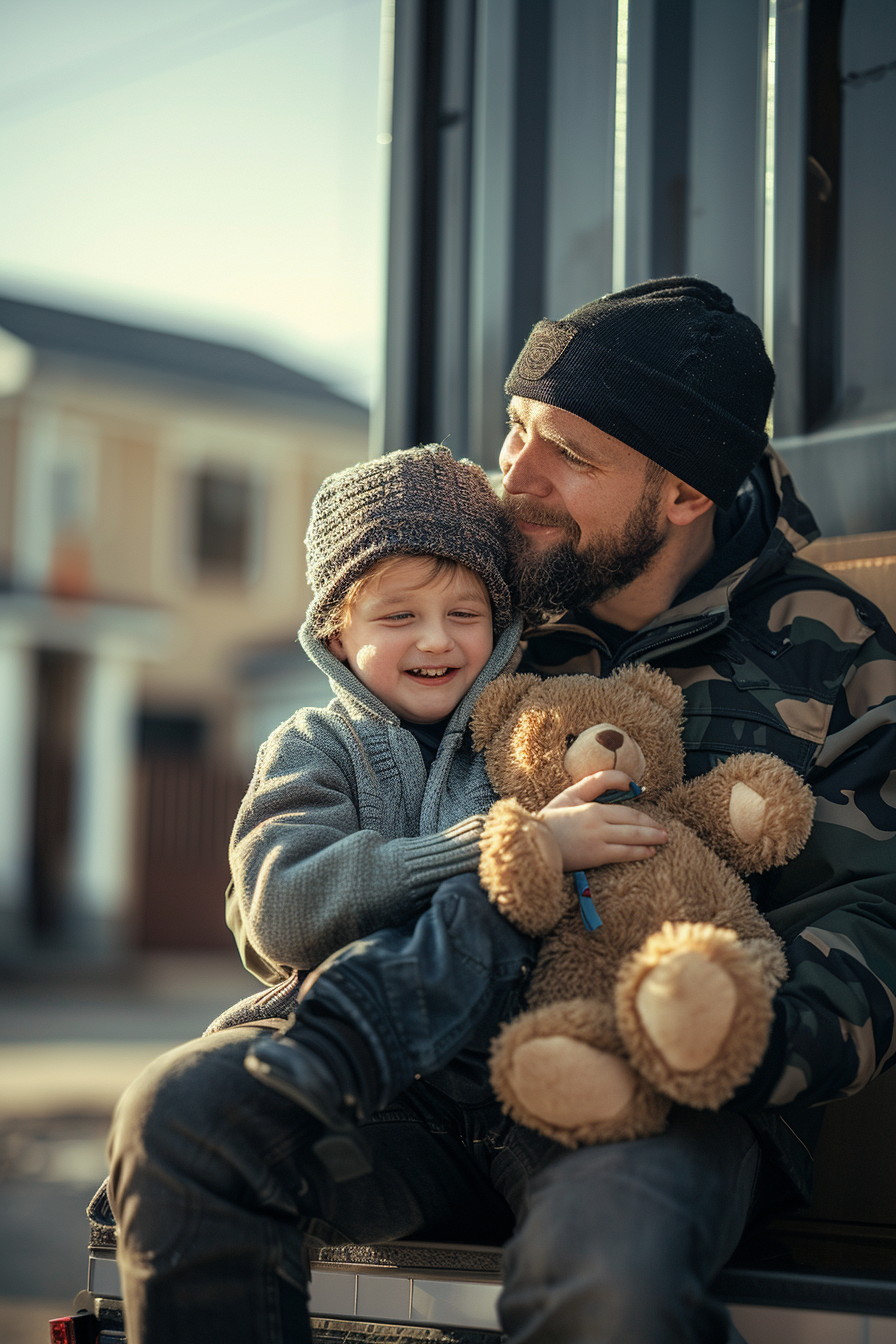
[[489, 1001, 670, 1146], [724, 753, 815, 870], [678, 752, 815, 874], [616, 921, 778, 1109], [478, 798, 567, 936], [728, 782, 767, 845], [510, 1037, 637, 1126], [635, 950, 737, 1073]]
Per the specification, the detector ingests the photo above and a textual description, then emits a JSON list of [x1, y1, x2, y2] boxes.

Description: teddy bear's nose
[[596, 730, 625, 752]]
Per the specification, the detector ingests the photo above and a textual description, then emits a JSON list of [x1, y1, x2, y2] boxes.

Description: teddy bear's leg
[[489, 999, 670, 1147], [616, 922, 788, 1109]]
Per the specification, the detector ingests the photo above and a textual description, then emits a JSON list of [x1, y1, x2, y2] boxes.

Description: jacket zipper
[[608, 610, 730, 672], [777, 1116, 815, 1163]]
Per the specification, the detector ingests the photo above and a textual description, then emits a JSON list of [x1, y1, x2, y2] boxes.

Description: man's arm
[[731, 618, 896, 1109]]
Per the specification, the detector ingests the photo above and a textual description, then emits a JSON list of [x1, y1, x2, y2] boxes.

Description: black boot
[[245, 1034, 373, 1182]]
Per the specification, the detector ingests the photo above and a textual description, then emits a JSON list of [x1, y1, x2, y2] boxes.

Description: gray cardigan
[[226, 615, 524, 985]]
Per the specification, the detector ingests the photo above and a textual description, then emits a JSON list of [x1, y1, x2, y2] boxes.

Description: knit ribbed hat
[[305, 445, 512, 636], [505, 277, 774, 509]]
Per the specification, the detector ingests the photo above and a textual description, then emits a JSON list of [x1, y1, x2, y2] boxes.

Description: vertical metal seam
[[763, 0, 778, 372], [612, 0, 630, 291], [368, 0, 397, 459], [377, 0, 396, 146]]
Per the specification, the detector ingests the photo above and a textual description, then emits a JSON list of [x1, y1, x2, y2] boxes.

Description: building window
[[839, 0, 896, 424], [191, 468, 261, 580], [801, 0, 896, 430], [138, 711, 207, 756]]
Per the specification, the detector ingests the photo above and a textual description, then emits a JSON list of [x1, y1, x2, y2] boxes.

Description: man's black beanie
[[504, 276, 775, 510]]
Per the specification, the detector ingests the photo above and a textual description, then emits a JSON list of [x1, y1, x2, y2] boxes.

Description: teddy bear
[[470, 664, 815, 1147]]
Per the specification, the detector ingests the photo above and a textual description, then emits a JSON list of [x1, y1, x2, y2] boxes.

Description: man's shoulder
[[663, 556, 894, 777], [731, 551, 890, 647]]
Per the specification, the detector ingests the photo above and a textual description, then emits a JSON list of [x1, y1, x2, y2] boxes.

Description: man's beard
[[505, 488, 666, 621]]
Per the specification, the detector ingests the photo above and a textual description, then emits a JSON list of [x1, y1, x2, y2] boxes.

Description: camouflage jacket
[[518, 446, 896, 1201]]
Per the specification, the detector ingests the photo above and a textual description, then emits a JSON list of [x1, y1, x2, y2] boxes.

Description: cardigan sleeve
[[227, 717, 486, 984]]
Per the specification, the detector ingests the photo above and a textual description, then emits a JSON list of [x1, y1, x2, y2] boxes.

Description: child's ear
[[326, 633, 347, 662]]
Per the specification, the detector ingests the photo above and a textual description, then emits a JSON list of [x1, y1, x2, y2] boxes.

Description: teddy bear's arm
[[661, 752, 815, 874], [478, 798, 572, 935]]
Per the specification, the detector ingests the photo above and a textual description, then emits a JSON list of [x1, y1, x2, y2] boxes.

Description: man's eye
[[559, 447, 591, 471]]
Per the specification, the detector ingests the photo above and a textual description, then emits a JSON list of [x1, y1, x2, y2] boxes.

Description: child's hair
[[304, 445, 512, 638], [317, 553, 481, 641]]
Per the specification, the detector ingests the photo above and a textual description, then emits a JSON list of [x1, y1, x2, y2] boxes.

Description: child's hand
[[537, 770, 667, 871]]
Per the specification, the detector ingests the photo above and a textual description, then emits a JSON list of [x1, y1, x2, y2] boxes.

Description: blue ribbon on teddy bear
[[575, 782, 645, 932]]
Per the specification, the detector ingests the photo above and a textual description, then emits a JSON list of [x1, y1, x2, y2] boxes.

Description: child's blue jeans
[[294, 871, 538, 1106]]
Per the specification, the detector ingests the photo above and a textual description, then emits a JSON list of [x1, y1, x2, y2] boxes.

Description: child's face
[[328, 556, 495, 723]]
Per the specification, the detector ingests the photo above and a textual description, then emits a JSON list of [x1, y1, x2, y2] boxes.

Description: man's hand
[[537, 770, 667, 871]]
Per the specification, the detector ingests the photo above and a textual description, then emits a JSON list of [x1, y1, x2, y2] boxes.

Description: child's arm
[[229, 719, 487, 981], [537, 770, 667, 871]]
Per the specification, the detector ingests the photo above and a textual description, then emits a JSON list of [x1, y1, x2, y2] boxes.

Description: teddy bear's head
[[471, 665, 687, 812]]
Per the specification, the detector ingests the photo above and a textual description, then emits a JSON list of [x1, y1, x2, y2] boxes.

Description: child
[[235, 445, 666, 1179]]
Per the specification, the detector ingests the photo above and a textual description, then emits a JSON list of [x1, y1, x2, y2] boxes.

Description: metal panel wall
[[378, 0, 896, 533], [543, 0, 617, 320], [468, 0, 525, 467]]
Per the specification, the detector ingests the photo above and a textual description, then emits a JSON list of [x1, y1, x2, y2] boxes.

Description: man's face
[[499, 396, 667, 617]]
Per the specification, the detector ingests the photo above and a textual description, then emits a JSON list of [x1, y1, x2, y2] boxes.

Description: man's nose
[[499, 432, 551, 497]]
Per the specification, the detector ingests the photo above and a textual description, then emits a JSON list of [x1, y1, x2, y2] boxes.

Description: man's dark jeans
[[107, 877, 767, 1342]]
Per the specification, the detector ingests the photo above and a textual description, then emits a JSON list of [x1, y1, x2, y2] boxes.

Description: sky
[[0, 0, 386, 403]]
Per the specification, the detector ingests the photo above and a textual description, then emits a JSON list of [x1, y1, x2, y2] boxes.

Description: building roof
[[0, 293, 365, 412]]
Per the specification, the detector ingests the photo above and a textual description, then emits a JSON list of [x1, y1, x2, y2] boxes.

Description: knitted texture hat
[[505, 277, 775, 509], [305, 445, 513, 635]]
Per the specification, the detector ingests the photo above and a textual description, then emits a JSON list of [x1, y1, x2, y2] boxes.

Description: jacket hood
[[644, 444, 820, 632], [298, 612, 525, 729]]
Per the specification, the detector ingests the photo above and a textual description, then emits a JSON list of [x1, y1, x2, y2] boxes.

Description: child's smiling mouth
[[406, 667, 457, 680]]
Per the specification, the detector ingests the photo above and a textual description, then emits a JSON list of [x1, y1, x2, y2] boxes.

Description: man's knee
[[504, 1146, 683, 1286], [107, 1028, 316, 1224], [500, 1115, 758, 1339], [110, 1033, 247, 1165], [503, 1157, 723, 1341]]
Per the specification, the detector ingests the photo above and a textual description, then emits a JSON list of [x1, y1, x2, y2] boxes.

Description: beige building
[[0, 295, 368, 958]]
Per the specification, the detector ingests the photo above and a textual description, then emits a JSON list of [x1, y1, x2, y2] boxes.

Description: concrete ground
[[0, 952, 259, 1344]]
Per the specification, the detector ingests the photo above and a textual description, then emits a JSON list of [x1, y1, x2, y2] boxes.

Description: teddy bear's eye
[[565, 733, 577, 750]]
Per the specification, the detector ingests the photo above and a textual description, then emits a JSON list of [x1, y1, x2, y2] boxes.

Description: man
[[106, 277, 896, 1343]]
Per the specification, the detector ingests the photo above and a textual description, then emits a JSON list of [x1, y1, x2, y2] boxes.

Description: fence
[[135, 755, 248, 951]]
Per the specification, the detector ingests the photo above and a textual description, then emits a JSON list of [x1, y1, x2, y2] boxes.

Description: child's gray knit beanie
[[305, 445, 513, 635]]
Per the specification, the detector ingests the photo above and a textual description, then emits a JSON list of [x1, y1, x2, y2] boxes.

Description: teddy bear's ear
[[613, 664, 684, 717], [471, 673, 544, 751]]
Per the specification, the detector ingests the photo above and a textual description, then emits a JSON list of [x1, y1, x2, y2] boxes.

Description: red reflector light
[[48, 1316, 97, 1344]]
